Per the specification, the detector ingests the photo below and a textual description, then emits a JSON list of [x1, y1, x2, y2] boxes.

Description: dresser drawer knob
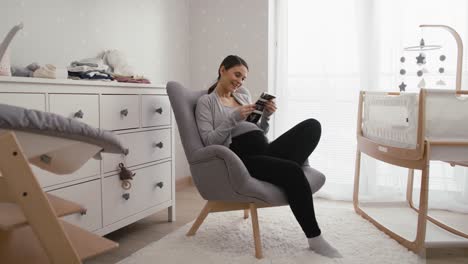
[[155, 107, 163, 114], [120, 108, 129, 117], [122, 193, 130, 200], [74, 110, 84, 119], [155, 182, 164, 188], [153, 142, 164, 149]]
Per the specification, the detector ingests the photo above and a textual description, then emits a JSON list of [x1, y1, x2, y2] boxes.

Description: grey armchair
[[167, 81, 326, 259]]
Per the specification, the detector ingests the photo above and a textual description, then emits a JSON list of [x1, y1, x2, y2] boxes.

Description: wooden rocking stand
[[354, 90, 468, 253]]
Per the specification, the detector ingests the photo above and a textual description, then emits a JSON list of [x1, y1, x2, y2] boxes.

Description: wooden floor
[[85, 186, 468, 264]]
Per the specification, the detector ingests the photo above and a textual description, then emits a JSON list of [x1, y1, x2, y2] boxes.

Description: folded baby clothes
[[33, 64, 57, 79], [69, 58, 108, 72]]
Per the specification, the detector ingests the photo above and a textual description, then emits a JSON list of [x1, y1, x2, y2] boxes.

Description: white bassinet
[[354, 88, 468, 253]]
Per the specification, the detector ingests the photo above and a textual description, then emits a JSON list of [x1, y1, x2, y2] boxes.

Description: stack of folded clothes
[[67, 58, 113, 81], [67, 50, 151, 83]]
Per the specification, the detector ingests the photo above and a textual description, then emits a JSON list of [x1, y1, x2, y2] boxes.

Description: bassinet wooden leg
[[353, 149, 362, 211], [406, 169, 415, 208], [408, 166, 468, 239], [353, 145, 428, 254], [411, 163, 430, 252]]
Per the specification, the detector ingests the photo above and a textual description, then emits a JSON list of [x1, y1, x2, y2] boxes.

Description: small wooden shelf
[[0, 220, 118, 263], [0, 193, 86, 231]]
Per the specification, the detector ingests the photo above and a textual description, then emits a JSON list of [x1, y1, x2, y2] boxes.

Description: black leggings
[[229, 118, 322, 238]]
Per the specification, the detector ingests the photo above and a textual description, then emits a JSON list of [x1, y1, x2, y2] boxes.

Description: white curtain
[[273, 0, 468, 212]]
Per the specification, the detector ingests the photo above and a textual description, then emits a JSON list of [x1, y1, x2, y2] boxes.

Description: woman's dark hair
[[207, 55, 249, 94]]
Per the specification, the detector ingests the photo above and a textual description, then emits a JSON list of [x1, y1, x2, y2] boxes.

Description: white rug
[[118, 201, 423, 264]]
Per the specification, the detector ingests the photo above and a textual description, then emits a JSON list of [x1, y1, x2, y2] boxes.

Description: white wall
[[1, 0, 190, 85], [1, 0, 273, 181], [1, 0, 191, 180], [189, 0, 271, 100]]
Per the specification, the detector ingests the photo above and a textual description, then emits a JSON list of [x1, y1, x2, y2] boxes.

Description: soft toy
[[0, 23, 23, 76], [11, 62, 40, 77], [99, 49, 135, 77]]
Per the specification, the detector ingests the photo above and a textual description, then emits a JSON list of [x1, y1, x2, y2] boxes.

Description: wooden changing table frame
[[0, 131, 118, 263], [353, 89, 468, 253]]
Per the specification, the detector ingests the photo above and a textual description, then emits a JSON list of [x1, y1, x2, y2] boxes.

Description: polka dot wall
[[189, 0, 271, 99], [0, 0, 191, 85]]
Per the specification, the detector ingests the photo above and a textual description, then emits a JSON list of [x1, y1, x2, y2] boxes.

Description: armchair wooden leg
[[243, 209, 249, 219], [186, 201, 212, 236], [249, 203, 263, 259]]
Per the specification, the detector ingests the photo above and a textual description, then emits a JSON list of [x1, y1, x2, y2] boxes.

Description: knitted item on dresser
[[0, 23, 24, 76], [0, 48, 11, 76], [33, 64, 57, 79]]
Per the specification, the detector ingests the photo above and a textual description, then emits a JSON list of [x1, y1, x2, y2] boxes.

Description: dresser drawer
[[101, 94, 139, 130], [33, 159, 100, 188], [102, 162, 172, 226], [102, 129, 171, 173], [49, 94, 99, 127], [141, 95, 171, 127], [48, 179, 102, 232], [0, 93, 46, 111]]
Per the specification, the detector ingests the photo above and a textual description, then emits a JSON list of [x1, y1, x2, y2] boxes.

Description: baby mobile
[[398, 24, 464, 92]]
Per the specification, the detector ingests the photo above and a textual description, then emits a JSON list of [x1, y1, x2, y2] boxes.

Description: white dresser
[[0, 77, 175, 235]]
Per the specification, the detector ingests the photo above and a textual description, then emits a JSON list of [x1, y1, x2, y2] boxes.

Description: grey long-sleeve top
[[195, 87, 270, 147]]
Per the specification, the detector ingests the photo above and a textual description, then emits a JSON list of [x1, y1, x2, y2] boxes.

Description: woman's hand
[[238, 104, 256, 120], [264, 100, 277, 116]]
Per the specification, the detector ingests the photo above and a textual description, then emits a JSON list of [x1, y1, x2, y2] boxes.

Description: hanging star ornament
[[416, 53, 426, 65], [399, 82, 407, 92]]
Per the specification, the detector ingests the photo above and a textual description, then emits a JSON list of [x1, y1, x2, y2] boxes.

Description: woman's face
[[219, 65, 248, 93]]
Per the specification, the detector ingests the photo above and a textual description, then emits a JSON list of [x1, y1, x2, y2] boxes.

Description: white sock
[[308, 235, 342, 258]]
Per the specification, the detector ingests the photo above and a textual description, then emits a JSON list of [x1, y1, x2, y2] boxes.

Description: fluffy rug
[[118, 201, 423, 264]]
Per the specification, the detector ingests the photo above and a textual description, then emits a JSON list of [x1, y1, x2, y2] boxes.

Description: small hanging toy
[[118, 163, 135, 190], [436, 54, 447, 86], [399, 34, 442, 91]]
